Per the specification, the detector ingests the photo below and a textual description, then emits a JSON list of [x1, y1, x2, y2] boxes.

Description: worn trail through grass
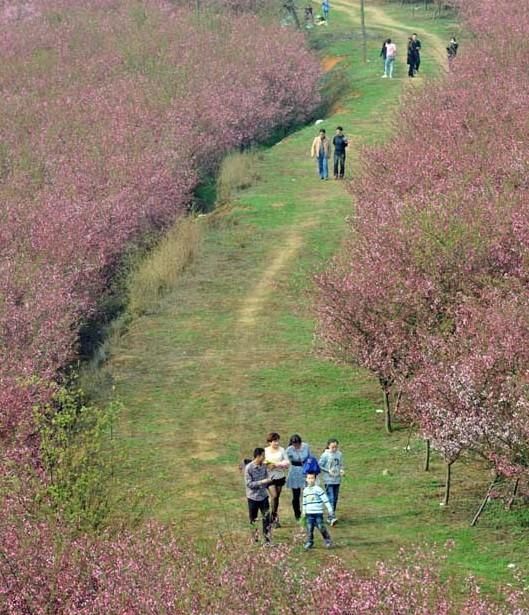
[[106, 0, 529, 589]]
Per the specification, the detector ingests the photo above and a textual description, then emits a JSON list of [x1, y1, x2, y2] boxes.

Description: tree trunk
[[424, 438, 431, 472], [443, 461, 452, 506], [284, 1, 300, 29], [471, 475, 498, 526], [382, 386, 392, 434], [360, 0, 367, 63]]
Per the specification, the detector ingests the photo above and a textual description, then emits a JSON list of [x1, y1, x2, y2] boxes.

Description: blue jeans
[[384, 56, 395, 78], [317, 154, 328, 179], [325, 483, 340, 515], [305, 513, 331, 546]]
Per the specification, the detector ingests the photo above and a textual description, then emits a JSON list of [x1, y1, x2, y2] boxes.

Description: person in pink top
[[264, 432, 290, 528], [382, 39, 397, 79]]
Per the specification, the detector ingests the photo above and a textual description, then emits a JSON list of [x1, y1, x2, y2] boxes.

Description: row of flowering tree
[[0, 0, 321, 458], [317, 0, 529, 509]]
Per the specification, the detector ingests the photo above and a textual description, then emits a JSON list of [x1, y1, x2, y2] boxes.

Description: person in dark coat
[[407, 37, 418, 77], [411, 33, 422, 73]]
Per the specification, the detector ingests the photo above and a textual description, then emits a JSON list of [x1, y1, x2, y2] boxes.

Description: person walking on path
[[321, 0, 329, 21], [319, 438, 345, 523], [244, 447, 273, 545], [302, 472, 334, 550], [380, 38, 390, 72], [382, 39, 396, 78], [447, 36, 458, 66], [311, 128, 331, 180], [411, 33, 422, 73], [264, 432, 290, 528], [407, 36, 418, 78], [286, 434, 311, 521], [332, 126, 348, 179]]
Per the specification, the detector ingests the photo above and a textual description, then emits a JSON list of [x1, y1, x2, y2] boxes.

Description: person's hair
[[266, 432, 280, 443], [336, 126, 343, 131], [327, 438, 339, 447], [387, 38, 391, 44], [306, 472, 316, 478], [289, 434, 302, 446], [412, 32, 417, 36], [253, 447, 265, 458], [319, 128, 326, 134]]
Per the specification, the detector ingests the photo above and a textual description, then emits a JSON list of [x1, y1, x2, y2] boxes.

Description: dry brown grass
[[216, 150, 261, 204], [128, 216, 202, 315]]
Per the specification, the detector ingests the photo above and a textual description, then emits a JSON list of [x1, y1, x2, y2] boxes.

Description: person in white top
[[382, 38, 397, 79], [264, 432, 290, 528]]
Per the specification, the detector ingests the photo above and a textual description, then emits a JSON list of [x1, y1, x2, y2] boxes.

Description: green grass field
[[100, 0, 529, 596]]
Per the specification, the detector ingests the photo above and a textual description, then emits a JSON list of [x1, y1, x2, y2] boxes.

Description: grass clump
[[216, 149, 262, 204], [128, 217, 202, 316]]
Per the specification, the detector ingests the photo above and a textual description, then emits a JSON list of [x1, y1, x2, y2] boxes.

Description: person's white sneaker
[[381, 74, 387, 78]]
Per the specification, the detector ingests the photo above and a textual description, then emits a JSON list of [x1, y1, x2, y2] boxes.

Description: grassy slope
[[105, 0, 528, 594]]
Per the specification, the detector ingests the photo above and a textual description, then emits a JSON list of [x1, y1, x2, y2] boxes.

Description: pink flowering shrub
[[317, 0, 529, 481], [2, 505, 528, 615], [0, 0, 321, 452]]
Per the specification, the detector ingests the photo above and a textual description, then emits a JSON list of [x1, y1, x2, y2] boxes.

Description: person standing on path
[[382, 39, 396, 78], [286, 434, 311, 521], [380, 38, 390, 73], [302, 472, 334, 550], [407, 36, 418, 78], [411, 33, 422, 73], [319, 438, 345, 523], [321, 0, 329, 21], [244, 447, 273, 545], [311, 128, 331, 180], [332, 126, 348, 180], [264, 432, 290, 528], [447, 36, 458, 67]]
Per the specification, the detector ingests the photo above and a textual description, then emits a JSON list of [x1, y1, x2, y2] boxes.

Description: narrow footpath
[[103, 1, 501, 579]]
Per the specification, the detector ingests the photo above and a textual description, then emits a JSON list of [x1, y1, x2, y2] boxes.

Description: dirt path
[[109, 0, 454, 540]]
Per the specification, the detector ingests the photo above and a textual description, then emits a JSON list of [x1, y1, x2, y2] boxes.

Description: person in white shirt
[[264, 431, 290, 528], [382, 38, 397, 79]]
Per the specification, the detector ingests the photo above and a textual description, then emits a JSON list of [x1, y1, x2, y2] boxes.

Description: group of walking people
[[310, 126, 348, 180], [380, 33, 422, 78], [244, 432, 345, 550]]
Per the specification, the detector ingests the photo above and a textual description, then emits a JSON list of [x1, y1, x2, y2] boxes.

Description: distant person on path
[[319, 438, 344, 523], [321, 0, 329, 21], [244, 447, 273, 545], [286, 434, 312, 521], [264, 432, 290, 528], [302, 472, 334, 550], [411, 33, 422, 73], [332, 126, 348, 179], [380, 38, 390, 72], [447, 36, 458, 65], [382, 38, 396, 78], [407, 36, 418, 78], [311, 128, 331, 180]]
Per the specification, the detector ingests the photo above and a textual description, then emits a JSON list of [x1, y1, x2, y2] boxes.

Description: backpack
[[302, 456, 320, 475]]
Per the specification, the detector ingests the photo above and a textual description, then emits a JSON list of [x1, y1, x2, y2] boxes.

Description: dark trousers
[[306, 513, 331, 546], [333, 152, 346, 178], [292, 488, 302, 519], [248, 497, 271, 542], [415, 54, 420, 72]]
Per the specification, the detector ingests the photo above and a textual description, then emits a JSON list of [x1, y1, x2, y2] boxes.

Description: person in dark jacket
[[332, 126, 348, 179], [379, 38, 390, 73], [411, 33, 422, 73], [407, 36, 418, 77]]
